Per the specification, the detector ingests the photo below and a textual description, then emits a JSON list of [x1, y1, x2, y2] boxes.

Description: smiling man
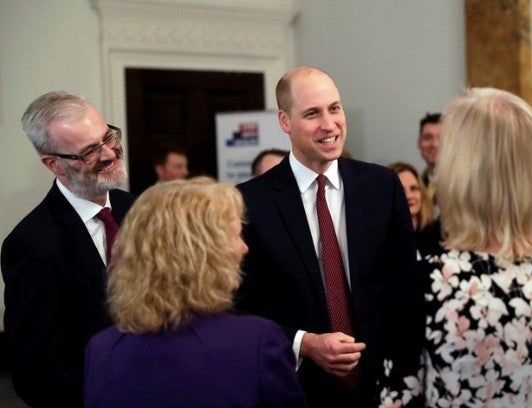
[[417, 112, 441, 205], [235, 66, 424, 406], [1, 91, 136, 407]]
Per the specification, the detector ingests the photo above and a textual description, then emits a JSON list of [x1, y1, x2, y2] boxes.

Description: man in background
[[1, 91, 135, 407], [417, 112, 441, 204], [152, 145, 189, 182], [251, 148, 288, 177]]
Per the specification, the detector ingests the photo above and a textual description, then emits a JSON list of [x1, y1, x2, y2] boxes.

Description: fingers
[[301, 332, 367, 377], [325, 332, 366, 355]]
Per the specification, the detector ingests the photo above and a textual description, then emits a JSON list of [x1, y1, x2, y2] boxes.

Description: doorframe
[[91, 0, 300, 188]]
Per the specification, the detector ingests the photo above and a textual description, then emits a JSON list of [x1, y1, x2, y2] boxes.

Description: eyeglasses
[[48, 124, 122, 165]]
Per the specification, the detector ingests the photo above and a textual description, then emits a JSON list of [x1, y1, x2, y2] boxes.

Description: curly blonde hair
[[107, 177, 245, 333], [437, 87, 532, 261]]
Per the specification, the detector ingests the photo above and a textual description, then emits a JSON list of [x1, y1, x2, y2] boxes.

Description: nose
[[99, 143, 119, 161], [320, 112, 335, 131], [242, 241, 249, 255]]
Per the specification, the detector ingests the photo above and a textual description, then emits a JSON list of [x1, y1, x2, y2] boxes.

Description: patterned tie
[[96, 207, 120, 264], [316, 174, 360, 388]]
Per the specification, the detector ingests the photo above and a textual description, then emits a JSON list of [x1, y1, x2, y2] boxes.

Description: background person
[[251, 148, 288, 177], [417, 112, 441, 206], [84, 177, 308, 408], [387, 161, 440, 258], [381, 88, 532, 406], [1, 91, 135, 407], [236, 66, 423, 406], [152, 144, 189, 182]]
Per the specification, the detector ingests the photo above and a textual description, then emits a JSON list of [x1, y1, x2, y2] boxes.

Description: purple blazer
[[84, 313, 308, 407]]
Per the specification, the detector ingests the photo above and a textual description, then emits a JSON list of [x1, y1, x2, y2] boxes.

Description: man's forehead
[[421, 123, 441, 135], [292, 77, 340, 105]]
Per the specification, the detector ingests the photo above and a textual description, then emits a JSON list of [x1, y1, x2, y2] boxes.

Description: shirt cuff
[[293, 329, 306, 371]]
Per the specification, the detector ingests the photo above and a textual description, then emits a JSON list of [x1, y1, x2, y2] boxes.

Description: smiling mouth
[[319, 135, 338, 145], [96, 159, 117, 173]]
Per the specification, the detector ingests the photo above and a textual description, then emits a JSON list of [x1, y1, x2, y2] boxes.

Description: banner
[[215, 111, 291, 184]]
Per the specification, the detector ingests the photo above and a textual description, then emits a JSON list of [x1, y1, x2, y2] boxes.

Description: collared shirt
[[289, 153, 350, 286], [56, 179, 111, 265], [288, 153, 350, 365]]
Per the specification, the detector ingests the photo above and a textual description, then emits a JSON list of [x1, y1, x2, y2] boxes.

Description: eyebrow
[[78, 127, 113, 155], [301, 100, 341, 114]]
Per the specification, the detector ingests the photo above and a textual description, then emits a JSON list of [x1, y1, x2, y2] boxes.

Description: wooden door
[[125, 68, 265, 195]]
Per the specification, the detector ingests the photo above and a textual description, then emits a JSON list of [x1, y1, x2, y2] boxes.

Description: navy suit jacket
[[1, 182, 135, 407], [235, 157, 424, 406], [84, 313, 308, 407]]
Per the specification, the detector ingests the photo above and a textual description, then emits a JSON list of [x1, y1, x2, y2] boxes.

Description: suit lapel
[[339, 159, 364, 293], [271, 159, 328, 311], [47, 183, 106, 286], [109, 190, 134, 225]]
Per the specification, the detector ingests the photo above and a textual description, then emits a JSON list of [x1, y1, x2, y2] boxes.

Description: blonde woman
[[381, 88, 532, 407], [84, 177, 308, 407]]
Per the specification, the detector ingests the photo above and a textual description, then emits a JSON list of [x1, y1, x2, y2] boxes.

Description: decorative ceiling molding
[[89, 0, 300, 187], [91, 0, 300, 57]]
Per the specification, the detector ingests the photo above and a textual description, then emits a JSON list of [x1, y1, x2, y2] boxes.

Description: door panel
[[125, 68, 265, 195]]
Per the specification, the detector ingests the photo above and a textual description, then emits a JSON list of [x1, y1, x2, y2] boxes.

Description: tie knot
[[317, 174, 328, 192], [96, 208, 114, 224]]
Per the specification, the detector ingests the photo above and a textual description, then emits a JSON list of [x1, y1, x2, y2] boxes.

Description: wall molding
[[90, 0, 300, 131]]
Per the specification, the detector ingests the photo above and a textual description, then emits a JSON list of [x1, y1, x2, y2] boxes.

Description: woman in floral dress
[[380, 88, 532, 407]]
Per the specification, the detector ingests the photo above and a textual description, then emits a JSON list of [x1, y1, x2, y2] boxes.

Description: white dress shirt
[[288, 153, 350, 365], [56, 179, 112, 265]]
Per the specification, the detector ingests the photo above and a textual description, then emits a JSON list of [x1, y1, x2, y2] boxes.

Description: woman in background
[[388, 161, 439, 258], [381, 88, 532, 407], [84, 177, 308, 407]]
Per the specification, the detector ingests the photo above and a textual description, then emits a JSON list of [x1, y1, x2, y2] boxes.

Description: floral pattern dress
[[379, 250, 532, 407]]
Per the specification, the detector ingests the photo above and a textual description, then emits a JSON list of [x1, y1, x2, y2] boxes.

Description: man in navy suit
[[235, 66, 424, 406], [1, 91, 135, 407]]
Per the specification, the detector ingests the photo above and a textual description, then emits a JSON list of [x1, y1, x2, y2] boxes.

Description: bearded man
[[1, 91, 136, 407]]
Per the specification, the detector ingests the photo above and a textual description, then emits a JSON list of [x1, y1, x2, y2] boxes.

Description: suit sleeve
[[1, 235, 84, 407], [257, 320, 309, 407]]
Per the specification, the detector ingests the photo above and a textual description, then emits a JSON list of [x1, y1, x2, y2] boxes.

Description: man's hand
[[300, 332, 366, 377]]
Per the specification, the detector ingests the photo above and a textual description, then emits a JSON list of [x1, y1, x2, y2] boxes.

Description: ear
[[154, 164, 164, 179], [278, 110, 291, 134], [41, 155, 65, 177]]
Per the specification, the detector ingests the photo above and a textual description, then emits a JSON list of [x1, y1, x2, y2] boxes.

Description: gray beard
[[63, 160, 127, 200]]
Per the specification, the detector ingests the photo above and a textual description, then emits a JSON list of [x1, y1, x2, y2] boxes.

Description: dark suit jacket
[[1, 182, 135, 407], [84, 313, 308, 407], [235, 157, 424, 407]]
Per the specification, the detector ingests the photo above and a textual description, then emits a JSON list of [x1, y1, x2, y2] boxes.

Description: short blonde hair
[[388, 161, 434, 230], [436, 87, 532, 261], [275, 65, 328, 113], [107, 177, 245, 333]]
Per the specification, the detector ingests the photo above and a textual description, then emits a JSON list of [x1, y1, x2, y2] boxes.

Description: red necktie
[[96, 208, 119, 264], [316, 174, 360, 388]]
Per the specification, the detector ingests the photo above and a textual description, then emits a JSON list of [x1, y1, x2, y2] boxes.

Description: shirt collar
[[56, 179, 111, 223], [289, 153, 341, 193]]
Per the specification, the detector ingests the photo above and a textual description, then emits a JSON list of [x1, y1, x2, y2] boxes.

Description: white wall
[[0, 0, 102, 326], [294, 0, 465, 168], [0, 0, 465, 322]]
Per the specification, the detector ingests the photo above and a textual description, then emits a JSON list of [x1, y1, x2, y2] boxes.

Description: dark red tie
[[96, 208, 119, 264], [316, 174, 360, 388]]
